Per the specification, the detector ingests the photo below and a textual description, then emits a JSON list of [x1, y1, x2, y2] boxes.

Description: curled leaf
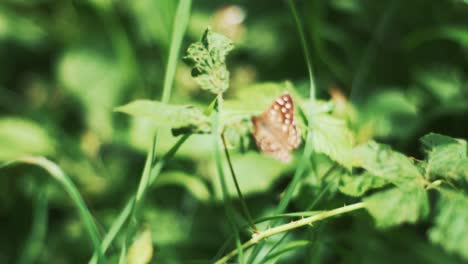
[[184, 28, 234, 93]]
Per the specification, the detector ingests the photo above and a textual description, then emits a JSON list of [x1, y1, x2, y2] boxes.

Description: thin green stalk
[[248, 2, 317, 262], [162, 0, 192, 103], [276, 138, 314, 215], [287, 0, 316, 99], [262, 232, 289, 262], [349, 0, 398, 102], [221, 133, 257, 232], [275, 0, 318, 216], [116, 0, 192, 261], [89, 134, 190, 264], [133, 135, 158, 215], [215, 202, 365, 264], [306, 163, 339, 211], [306, 0, 349, 83], [247, 135, 314, 263], [10, 157, 105, 263], [18, 190, 48, 264], [118, 135, 157, 264], [263, 240, 310, 263], [212, 94, 244, 263]]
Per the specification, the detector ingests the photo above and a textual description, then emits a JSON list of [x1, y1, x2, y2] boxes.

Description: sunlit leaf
[[339, 172, 389, 197], [421, 133, 468, 182], [310, 113, 354, 169], [184, 28, 234, 93], [353, 141, 422, 185], [115, 100, 210, 134], [364, 184, 429, 228], [0, 118, 55, 160], [428, 189, 468, 261]]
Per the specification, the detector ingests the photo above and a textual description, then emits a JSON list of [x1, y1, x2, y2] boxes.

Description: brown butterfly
[[251, 93, 301, 162]]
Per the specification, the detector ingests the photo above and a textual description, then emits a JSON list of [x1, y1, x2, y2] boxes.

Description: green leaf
[[310, 113, 354, 169], [428, 189, 468, 261], [115, 100, 210, 134], [364, 184, 429, 228], [155, 171, 210, 201], [0, 118, 55, 160], [421, 133, 468, 182], [184, 28, 234, 93], [353, 141, 422, 185], [339, 172, 389, 197]]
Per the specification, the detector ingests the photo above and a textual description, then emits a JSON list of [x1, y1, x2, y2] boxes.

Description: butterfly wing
[[252, 93, 301, 162], [252, 115, 293, 162]]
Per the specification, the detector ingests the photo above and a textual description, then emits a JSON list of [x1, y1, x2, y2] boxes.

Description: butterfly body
[[251, 93, 301, 162]]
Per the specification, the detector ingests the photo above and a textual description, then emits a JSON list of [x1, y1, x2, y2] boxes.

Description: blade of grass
[[7, 157, 105, 262], [116, 0, 192, 261], [276, 0, 317, 216], [212, 94, 245, 263], [221, 132, 257, 232], [263, 240, 310, 263], [307, 0, 349, 83], [118, 136, 156, 264], [161, 0, 192, 103], [18, 190, 48, 264], [288, 0, 316, 100], [248, 3, 318, 262], [349, 0, 398, 103], [89, 134, 190, 264]]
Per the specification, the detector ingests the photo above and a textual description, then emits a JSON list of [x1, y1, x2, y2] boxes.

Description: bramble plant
[[0, 1, 467, 264]]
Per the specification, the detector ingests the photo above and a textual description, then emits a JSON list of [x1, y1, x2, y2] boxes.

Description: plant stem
[[221, 132, 257, 232], [287, 0, 316, 99], [213, 93, 245, 263], [215, 202, 365, 264], [161, 0, 192, 102], [89, 134, 190, 264], [247, 2, 318, 262]]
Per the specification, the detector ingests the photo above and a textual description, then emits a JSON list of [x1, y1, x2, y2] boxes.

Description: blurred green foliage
[[0, 0, 467, 263]]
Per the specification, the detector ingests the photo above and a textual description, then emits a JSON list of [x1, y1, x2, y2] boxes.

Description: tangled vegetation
[[0, 0, 467, 263]]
